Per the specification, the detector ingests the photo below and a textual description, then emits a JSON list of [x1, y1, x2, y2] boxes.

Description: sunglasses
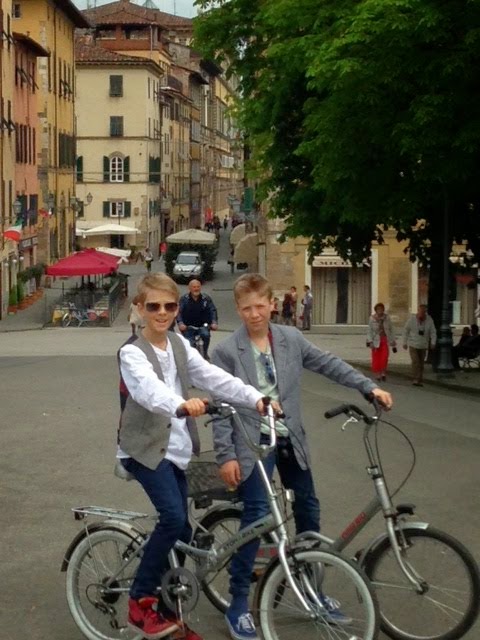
[[145, 302, 178, 313], [260, 353, 276, 385]]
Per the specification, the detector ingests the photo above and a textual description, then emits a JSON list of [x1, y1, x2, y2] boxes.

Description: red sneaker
[[170, 625, 203, 640], [128, 597, 179, 639]]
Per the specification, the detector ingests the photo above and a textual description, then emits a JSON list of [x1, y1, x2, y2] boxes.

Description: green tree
[[194, 0, 480, 323]]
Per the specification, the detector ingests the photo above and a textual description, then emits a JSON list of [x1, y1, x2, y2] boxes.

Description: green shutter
[[155, 157, 161, 183], [124, 156, 130, 182], [148, 155, 153, 182], [76, 156, 83, 182], [124, 201, 131, 218], [103, 156, 109, 182], [103, 201, 110, 217]]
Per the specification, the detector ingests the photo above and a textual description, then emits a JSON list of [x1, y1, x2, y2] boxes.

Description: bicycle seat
[[396, 503, 416, 515]]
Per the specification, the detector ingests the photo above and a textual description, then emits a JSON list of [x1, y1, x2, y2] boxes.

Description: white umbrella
[[230, 223, 246, 245], [234, 233, 258, 265], [166, 228, 216, 245], [81, 223, 139, 236]]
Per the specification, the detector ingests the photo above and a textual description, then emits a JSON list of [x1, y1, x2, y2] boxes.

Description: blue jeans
[[185, 326, 211, 355], [122, 458, 192, 600], [229, 437, 320, 598]]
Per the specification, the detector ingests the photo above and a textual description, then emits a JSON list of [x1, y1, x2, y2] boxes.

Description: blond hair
[[233, 273, 273, 302], [137, 273, 179, 303]]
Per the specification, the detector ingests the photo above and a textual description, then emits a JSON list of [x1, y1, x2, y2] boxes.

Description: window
[[109, 75, 123, 97], [110, 201, 124, 217], [13, 4, 22, 19], [103, 201, 131, 218], [110, 116, 124, 137], [110, 155, 124, 182], [76, 156, 84, 182]]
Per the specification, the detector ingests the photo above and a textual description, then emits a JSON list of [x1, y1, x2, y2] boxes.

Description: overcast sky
[[72, 0, 197, 18]]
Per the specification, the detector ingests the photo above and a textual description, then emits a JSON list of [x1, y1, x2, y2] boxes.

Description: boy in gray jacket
[[211, 273, 393, 640]]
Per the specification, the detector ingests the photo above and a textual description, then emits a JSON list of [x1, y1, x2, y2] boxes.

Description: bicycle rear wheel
[[256, 548, 379, 640], [65, 528, 142, 640], [363, 526, 480, 640]]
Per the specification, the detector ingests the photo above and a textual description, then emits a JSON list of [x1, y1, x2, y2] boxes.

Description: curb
[[349, 361, 480, 398]]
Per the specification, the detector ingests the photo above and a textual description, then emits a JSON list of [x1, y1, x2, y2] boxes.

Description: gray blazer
[[211, 324, 377, 481]]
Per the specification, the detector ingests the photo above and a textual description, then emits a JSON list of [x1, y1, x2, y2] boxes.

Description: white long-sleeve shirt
[[118, 334, 263, 469]]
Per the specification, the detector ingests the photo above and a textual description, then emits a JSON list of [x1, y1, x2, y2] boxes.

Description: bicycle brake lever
[[341, 415, 358, 431]]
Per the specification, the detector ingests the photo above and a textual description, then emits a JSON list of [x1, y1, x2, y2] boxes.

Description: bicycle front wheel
[[364, 526, 480, 640], [257, 548, 379, 640], [65, 528, 142, 640]]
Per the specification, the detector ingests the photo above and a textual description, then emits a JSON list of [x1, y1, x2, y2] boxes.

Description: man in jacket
[[402, 304, 437, 386], [177, 279, 218, 358], [211, 273, 393, 640]]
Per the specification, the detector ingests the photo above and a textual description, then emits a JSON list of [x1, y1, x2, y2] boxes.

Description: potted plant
[[32, 263, 45, 294], [8, 286, 18, 314], [17, 281, 28, 309]]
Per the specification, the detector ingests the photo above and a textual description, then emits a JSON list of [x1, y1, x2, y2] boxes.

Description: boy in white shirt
[[118, 273, 265, 640]]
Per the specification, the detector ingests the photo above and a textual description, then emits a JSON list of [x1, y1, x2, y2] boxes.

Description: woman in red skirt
[[367, 303, 396, 381]]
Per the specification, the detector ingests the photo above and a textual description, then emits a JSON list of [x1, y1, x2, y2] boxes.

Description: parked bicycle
[[198, 400, 480, 640], [61, 303, 99, 327], [62, 400, 379, 640], [186, 324, 210, 358]]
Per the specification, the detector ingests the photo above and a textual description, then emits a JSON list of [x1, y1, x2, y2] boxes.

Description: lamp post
[[436, 191, 455, 377]]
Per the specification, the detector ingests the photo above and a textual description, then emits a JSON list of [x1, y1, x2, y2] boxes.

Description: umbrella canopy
[[78, 223, 139, 237], [166, 228, 216, 245], [234, 233, 259, 265], [45, 249, 120, 276], [230, 223, 246, 245]]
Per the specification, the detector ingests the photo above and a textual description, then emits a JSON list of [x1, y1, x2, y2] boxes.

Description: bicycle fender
[[60, 520, 146, 572], [358, 521, 430, 566], [200, 502, 243, 522]]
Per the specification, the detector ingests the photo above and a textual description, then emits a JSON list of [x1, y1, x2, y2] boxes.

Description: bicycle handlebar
[[324, 396, 381, 424], [176, 398, 280, 457]]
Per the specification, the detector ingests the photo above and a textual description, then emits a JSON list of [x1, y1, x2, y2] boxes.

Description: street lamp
[[436, 190, 455, 377]]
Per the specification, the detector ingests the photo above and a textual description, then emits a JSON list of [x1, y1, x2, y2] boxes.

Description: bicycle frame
[[317, 412, 428, 593]]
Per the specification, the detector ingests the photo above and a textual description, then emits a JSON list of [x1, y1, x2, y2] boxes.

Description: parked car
[[172, 251, 205, 282]]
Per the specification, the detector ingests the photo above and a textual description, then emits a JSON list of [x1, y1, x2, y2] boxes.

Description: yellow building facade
[[0, 1, 17, 318], [75, 39, 164, 254], [13, 0, 89, 263]]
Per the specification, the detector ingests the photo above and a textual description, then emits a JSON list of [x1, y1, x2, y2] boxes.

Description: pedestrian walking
[[290, 286, 298, 325], [127, 295, 144, 336], [402, 304, 437, 386], [366, 303, 396, 381], [144, 248, 153, 273], [270, 297, 280, 323], [211, 273, 393, 640], [117, 273, 267, 640], [223, 215, 228, 231], [280, 293, 294, 326], [301, 285, 313, 330]]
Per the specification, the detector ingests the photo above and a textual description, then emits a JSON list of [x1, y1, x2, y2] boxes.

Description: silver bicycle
[[198, 401, 480, 640], [62, 400, 379, 640]]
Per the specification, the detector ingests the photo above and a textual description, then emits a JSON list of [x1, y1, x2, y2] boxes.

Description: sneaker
[[225, 612, 259, 640], [169, 624, 203, 640], [128, 597, 179, 639], [317, 594, 353, 625]]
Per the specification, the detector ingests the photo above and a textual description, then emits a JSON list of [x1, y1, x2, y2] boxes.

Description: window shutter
[[103, 156, 109, 182], [109, 75, 123, 97], [103, 201, 110, 218], [124, 156, 130, 182], [76, 156, 83, 182], [148, 155, 153, 182], [124, 201, 131, 218]]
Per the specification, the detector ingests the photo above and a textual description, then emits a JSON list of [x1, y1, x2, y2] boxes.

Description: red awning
[[45, 249, 119, 276]]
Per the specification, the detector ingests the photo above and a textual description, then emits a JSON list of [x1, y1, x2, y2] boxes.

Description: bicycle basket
[[186, 450, 238, 502]]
